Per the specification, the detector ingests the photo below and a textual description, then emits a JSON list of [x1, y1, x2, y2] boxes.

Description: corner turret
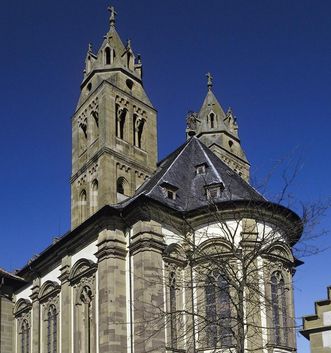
[[186, 74, 250, 181]]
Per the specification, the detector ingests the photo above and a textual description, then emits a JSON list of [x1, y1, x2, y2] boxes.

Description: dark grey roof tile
[[133, 137, 264, 212]]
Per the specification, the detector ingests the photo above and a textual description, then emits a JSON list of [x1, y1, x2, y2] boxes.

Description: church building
[[0, 7, 303, 353]]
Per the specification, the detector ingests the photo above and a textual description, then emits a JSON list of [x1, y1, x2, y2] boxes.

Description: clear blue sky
[[1, 1, 330, 352]]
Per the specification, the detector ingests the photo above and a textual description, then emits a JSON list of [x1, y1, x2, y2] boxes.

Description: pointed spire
[[88, 43, 93, 53], [206, 72, 213, 91], [108, 5, 117, 29]]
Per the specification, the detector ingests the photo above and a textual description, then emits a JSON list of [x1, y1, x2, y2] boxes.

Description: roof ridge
[[146, 138, 195, 196], [196, 139, 223, 182]]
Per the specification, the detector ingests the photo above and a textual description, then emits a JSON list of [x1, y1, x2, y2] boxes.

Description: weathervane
[[206, 72, 213, 91], [108, 5, 117, 28]]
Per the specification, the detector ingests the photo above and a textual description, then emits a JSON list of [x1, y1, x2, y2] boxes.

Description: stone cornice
[[130, 230, 165, 255], [75, 76, 156, 115]]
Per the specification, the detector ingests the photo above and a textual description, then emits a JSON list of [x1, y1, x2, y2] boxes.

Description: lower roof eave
[[121, 195, 303, 246]]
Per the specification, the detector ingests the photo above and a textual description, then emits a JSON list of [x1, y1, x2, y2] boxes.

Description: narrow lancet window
[[205, 270, 232, 348], [80, 286, 93, 353], [79, 121, 88, 153], [79, 190, 87, 222], [47, 305, 57, 353], [105, 47, 111, 65], [271, 271, 288, 346], [21, 319, 30, 353], [116, 105, 127, 140], [91, 179, 98, 214], [134, 115, 145, 148], [209, 112, 215, 129]]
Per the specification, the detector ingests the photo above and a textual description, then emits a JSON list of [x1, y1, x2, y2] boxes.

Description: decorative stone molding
[[77, 173, 87, 186], [196, 238, 233, 260], [69, 258, 97, 285], [89, 97, 99, 123], [163, 243, 187, 267], [88, 163, 98, 177], [14, 298, 32, 317], [264, 241, 295, 265], [38, 280, 61, 303], [115, 95, 129, 108], [133, 105, 147, 117], [116, 162, 131, 173]]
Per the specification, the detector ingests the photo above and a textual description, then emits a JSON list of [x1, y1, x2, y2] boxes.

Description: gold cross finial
[[206, 72, 213, 91], [108, 5, 117, 28]]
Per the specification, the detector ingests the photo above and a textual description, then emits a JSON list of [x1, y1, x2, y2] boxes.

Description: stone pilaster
[[58, 255, 72, 353], [30, 278, 40, 353], [0, 294, 14, 353], [96, 228, 127, 353], [130, 221, 166, 353]]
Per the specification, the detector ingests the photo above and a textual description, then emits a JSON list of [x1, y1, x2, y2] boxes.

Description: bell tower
[[186, 73, 250, 181], [71, 6, 157, 229]]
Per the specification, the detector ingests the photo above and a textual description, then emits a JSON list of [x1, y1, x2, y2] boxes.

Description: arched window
[[271, 272, 288, 346], [169, 272, 177, 348], [79, 190, 87, 222], [47, 305, 57, 353], [117, 177, 128, 195], [116, 177, 129, 202], [205, 270, 232, 348], [116, 105, 127, 140], [105, 47, 111, 65], [91, 179, 98, 214], [21, 319, 30, 353]]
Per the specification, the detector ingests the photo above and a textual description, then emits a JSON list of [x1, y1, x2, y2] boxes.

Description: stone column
[[96, 228, 127, 353], [130, 221, 166, 353], [30, 279, 40, 353], [59, 255, 72, 353]]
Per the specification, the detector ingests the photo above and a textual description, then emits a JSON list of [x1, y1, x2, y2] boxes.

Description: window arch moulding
[[69, 258, 97, 285]]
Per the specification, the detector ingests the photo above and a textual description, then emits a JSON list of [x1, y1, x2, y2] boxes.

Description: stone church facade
[[0, 7, 303, 353]]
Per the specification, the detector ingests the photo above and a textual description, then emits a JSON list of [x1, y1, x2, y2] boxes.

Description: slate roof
[[132, 137, 265, 212], [0, 267, 26, 283]]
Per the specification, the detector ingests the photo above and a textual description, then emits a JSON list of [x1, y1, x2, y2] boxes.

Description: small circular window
[[87, 82, 92, 92]]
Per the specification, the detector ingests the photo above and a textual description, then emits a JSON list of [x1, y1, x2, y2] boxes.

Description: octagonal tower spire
[[71, 6, 157, 229], [186, 74, 250, 181]]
